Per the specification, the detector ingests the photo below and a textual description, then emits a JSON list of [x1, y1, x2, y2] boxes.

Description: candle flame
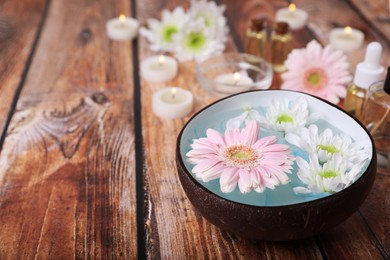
[[171, 87, 177, 99], [119, 14, 126, 22], [288, 3, 296, 12], [344, 26, 352, 34], [159, 55, 166, 65], [233, 72, 240, 84]]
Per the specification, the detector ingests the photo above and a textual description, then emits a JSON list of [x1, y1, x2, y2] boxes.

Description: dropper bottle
[[343, 42, 384, 120], [271, 22, 291, 73], [245, 17, 267, 59], [361, 66, 390, 157]]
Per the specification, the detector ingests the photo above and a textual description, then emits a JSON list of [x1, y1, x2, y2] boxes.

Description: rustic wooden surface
[[0, 0, 389, 258]]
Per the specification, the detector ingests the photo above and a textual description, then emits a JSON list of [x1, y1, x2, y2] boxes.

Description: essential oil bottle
[[245, 17, 267, 59], [361, 66, 390, 159], [344, 42, 384, 120], [271, 22, 291, 73]]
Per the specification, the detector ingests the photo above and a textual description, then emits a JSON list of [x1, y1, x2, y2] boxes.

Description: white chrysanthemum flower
[[173, 18, 225, 62], [294, 153, 367, 194], [140, 7, 189, 52], [258, 97, 319, 134], [285, 124, 369, 167], [226, 107, 262, 130], [189, 0, 229, 42]]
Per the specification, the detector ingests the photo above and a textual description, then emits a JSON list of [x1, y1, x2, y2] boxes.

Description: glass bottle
[[361, 66, 390, 159], [344, 42, 384, 120], [271, 22, 292, 73], [245, 17, 267, 59]]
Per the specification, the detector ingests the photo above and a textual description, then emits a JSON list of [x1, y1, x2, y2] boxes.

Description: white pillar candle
[[106, 14, 139, 41], [329, 26, 364, 52], [214, 72, 254, 94], [141, 55, 179, 83], [275, 3, 308, 30], [152, 87, 193, 119]]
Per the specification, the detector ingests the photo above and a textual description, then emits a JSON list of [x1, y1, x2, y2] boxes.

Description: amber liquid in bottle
[[361, 86, 390, 157], [271, 22, 292, 73], [343, 84, 367, 120], [245, 18, 267, 60]]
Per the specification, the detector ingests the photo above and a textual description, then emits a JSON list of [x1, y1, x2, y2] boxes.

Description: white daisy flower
[[173, 18, 225, 62], [258, 97, 319, 134], [226, 107, 262, 130], [285, 124, 369, 167], [189, 0, 229, 42], [140, 7, 189, 52], [294, 153, 367, 194]]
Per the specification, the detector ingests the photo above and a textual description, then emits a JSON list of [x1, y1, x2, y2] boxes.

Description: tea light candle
[[152, 87, 193, 119], [141, 55, 179, 83], [329, 26, 364, 52], [215, 72, 254, 85], [275, 3, 308, 30], [106, 14, 139, 41]]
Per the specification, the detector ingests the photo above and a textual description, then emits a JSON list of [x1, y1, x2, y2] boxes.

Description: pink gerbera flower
[[186, 121, 294, 194], [281, 40, 352, 104]]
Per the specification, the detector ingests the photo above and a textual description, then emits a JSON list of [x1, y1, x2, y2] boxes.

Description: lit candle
[[329, 26, 364, 52], [106, 14, 139, 41], [213, 71, 254, 94], [275, 3, 308, 30], [152, 87, 193, 119], [141, 55, 179, 83]]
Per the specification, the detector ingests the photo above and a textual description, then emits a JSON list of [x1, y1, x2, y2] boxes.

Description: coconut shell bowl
[[176, 90, 376, 241]]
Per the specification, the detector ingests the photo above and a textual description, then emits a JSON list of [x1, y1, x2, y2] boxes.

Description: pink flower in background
[[281, 40, 352, 104], [186, 121, 294, 193]]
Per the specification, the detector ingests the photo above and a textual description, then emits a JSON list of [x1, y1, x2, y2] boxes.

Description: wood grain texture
[[0, 0, 137, 258], [0, 0, 46, 140]]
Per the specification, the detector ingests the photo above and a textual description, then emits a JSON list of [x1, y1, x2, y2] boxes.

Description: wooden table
[[0, 0, 389, 258]]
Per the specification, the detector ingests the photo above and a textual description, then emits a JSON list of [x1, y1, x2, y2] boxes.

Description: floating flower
[[188, 0, 228, 42], [294, 153, 367, 194], [140, 7, 189, 52], [258, 97, 319, 134], [172, 18, 225, 62], [285, 124, 369, 167], [226, 107, 261, 130], [281, 40, 352, 104], [186, 121, 294, 193]]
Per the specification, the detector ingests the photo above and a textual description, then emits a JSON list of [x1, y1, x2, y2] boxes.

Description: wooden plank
[[0, 0, 46, 142], [138, 0, 322, 258], [0, 0, 137, 258]]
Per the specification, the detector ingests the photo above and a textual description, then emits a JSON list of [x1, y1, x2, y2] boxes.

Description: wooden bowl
[[176, 90, 376, 241]]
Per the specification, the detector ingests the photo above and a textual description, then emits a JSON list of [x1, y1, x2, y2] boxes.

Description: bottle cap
[[384, 66, 390, 95], [275, 22, 289, 35], [250, 18, 266, 32], [353, 42, 384, 89]]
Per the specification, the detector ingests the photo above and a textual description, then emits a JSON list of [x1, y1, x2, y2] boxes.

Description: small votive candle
[[141, 55, 179, 83], [275, 3, 308, 30], [329, 26, 364, 52], [106, 14, 139, 41], [215, 71, 254, 86], [152, 87, 193, 119]]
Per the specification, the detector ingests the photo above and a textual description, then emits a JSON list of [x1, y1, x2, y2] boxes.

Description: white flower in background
[[226, 107, 262, 130], [173, 18, 225, 62], [258, 97, 319, 134], [140, 7, 189, 52], [285, 124, 369, 167], [293, 153, 367, 194], [189, 0, 229, 42]]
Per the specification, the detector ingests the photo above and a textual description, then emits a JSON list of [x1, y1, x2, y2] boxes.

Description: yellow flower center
[[320, 170, 339, 179], [304, 68, 328, 89], [318, 144, 339, 154], [276, 114, 294, 124], [223, 145, 259, 167]]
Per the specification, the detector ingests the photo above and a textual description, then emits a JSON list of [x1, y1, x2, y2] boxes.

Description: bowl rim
[[176, 89, 377, 209], [196, 52, 273, 89]]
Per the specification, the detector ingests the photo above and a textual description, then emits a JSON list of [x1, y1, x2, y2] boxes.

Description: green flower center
[[320, 170, 339, 179], [304, 68, 328, 89], [185, 32, 206, 52], [276, 114, 294, 124], [162, 25, 179, 43], [318, 144, 339, 154]]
